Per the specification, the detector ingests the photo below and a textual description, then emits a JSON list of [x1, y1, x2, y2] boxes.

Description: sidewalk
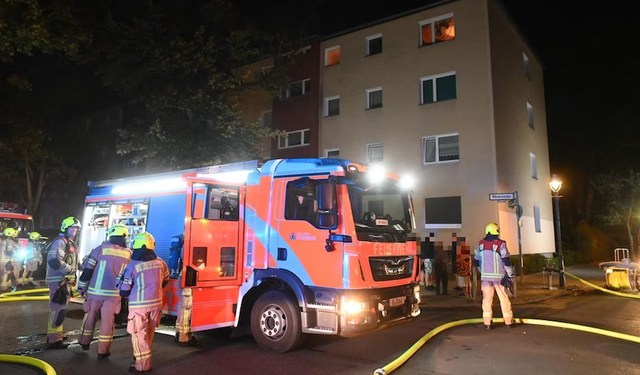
[[419, 263, 606, 309]]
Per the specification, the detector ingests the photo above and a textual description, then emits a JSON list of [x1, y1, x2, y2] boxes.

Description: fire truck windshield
[[0, 217, 35, 238], [347, 182, 412, 242]]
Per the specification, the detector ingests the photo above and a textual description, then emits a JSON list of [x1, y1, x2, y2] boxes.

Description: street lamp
[[549, 174, 565, 287]]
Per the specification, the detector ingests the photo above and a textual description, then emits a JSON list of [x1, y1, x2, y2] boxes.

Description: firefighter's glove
[[505, 265, 515, 280], [52, 283, 70, 305], [500, 273, 513, 289]]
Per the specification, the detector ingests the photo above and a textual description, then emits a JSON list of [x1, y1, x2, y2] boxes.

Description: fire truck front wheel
[[251, 290, 306, 353]]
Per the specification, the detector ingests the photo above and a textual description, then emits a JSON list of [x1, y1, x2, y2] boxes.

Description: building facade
[[318, 0, 554, 255]]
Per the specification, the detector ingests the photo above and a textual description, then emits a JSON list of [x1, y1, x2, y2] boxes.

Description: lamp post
[[550, 174, 565, 287]]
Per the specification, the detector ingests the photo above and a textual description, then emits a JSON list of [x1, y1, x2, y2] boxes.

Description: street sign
[[489, 193, 515, 201]]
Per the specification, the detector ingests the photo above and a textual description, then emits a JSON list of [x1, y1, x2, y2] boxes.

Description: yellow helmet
[[486, 222, 500, 236], [107, 223, 129, 238], [29, 232, 41, 241], [3, 228, 18, 238], [132, 232, 155, 250], [61, 216, 81, 232]]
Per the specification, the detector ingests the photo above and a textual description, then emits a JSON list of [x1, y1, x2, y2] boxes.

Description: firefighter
[[21, 232, 44, 286], [119, 232, 170, 373], [170, 234, 200, 348], [77, 224, 132, 358], [473, 222, 515, 330], [46, 216, 81, 349], [1, 227, 19, 292]]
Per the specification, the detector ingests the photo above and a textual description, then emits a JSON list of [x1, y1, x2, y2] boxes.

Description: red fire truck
[[0, 202, 34, 248], [80, 158, 420, 352]]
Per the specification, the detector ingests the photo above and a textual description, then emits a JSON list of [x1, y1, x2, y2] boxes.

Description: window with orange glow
[[325, 46, 341, 66], [420, 14, 455, 46]]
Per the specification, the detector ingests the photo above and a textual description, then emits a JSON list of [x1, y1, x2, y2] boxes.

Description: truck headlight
[[17, 248, 27, 260], [343, 301, 366, 315]]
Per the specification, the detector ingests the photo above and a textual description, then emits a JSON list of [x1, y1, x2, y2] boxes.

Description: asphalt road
[[1, 290, 639, 375]]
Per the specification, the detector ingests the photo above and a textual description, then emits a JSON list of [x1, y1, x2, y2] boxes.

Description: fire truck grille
[[369, 257, 414, 281]]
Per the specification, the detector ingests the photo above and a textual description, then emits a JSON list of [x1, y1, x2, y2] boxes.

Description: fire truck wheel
[[251, 290, 305, 353]]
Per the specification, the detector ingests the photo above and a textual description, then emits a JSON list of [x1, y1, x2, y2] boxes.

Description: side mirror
[[317, 181, 335, 212], [317, 181, 337, 230]]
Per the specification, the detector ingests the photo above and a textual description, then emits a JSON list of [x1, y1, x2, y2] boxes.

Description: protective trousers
[[481, 281, 513, 326], [80, 298, 121, 354], [47, 282, 70, 343], [128, 309, 162, 372], [176, 289, 193, 343]]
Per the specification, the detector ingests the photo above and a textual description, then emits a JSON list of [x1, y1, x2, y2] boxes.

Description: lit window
[[423, 134, 459, 164], [278, 129, 311, 149], [366, 34, 383, 56], [368, 143, 383, 163], [325, 46, 341, 66], [421, 72, 456, 104], [366, 87, 383, 109], [420, 13, 455, 46], [324, 96, 340, 117], [527, 102, 534, 129]]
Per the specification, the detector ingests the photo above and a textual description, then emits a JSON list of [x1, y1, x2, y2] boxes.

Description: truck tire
[[250, 290, 305, 353]]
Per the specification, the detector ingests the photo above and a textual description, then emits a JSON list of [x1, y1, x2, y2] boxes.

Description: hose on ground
[[563, 271, 640, 299], [0, 354, 57, 375], [373, 317, 640, 375]]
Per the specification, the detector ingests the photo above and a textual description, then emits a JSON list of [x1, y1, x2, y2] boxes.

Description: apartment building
[[318, 0, 554, 255]]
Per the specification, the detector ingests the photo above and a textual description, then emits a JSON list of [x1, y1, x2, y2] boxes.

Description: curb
[[419, 288, 578, 309]]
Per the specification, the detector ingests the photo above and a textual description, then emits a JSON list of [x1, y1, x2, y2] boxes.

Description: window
[[530, 152, 537, 179], [278, 129, 311, 149], [527, 102, 534, 129], [192, 184, 240, 221], [523, 53, 531, 79], [421, 72, 457, 104], [425, 196, 462, 229], [423, 133, 459, 164], [324, 96, 340, 117], [420, 13, 455, 46], [367, 143, 384, 164], [260, 110, 272, 127], [366, 33, 383, 56], [366, 87, 383, 109], [325, 46, 341, 66], [280, 79, 311, 99], [534, 205, 541, 233], [325, 149, 340, 158], [284, 177, 337, 227]]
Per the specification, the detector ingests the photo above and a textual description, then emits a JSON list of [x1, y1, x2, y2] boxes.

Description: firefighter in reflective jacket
[[78, 224, 132, 358], [1, 228, 19, 292], [119, 232, 169, 373], [46, 217, 81, 349], [473, 223, 514, 330], [20, 231, 45, 286]]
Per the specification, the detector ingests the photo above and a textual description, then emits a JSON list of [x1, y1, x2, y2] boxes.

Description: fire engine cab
[[80, 158, 420, 352], [0, 202, 34, 248]]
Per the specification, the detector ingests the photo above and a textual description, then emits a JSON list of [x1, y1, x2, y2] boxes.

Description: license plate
[[389, 296, 406, 307]]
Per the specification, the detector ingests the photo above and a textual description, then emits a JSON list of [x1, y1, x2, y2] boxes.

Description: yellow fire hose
[[563, 271, 640, 299], [373, 317, 640, 375], [0, 354, 57, 375], [0, 287, 81, 302], [375, 270, 640, 375]]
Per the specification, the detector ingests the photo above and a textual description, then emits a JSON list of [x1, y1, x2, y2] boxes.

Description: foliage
[[592, 170, 640, 260], [0, 126, 82, 217], [85, 0, 291, 170]]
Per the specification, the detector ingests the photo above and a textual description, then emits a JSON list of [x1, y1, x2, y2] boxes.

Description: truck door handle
[[277, 248, 287, 261]]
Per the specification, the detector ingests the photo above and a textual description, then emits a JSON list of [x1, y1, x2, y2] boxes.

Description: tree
[[0, 126, 82, 218], [593, 170, 640, 260], [84, 0, 291, 171]]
